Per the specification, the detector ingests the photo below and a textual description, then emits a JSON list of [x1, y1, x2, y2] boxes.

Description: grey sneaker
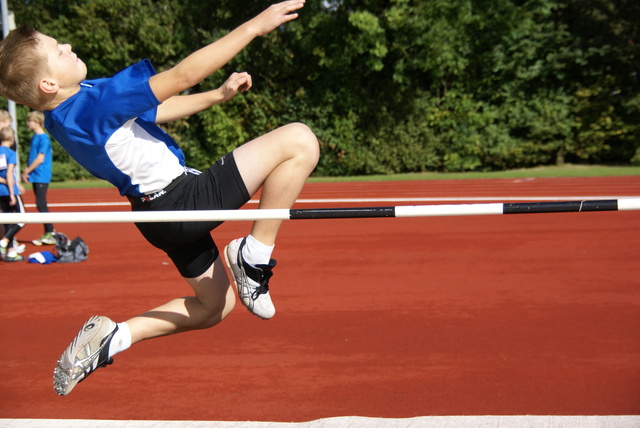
[[53, 316, 118, 396], [224, 238, 277, 320]]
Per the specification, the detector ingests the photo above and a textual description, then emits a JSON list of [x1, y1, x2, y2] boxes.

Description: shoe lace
[[78, 357, 113, 384], [251, 260, 276, 300]]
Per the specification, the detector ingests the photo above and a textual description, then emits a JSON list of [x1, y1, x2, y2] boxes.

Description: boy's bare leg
[[125, 257, 235, 343], [223, 122, 318, 319], [233, 122, 320, 244], [54, 257, 234, 395]]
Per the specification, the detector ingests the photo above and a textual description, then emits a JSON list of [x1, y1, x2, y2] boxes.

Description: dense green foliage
[[2, 0, 639, 180]]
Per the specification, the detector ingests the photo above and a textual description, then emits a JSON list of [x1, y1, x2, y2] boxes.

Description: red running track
[[1, 176, 639, 421]]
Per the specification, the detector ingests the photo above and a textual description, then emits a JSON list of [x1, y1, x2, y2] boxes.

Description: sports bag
[[54, 232, 89, 263]]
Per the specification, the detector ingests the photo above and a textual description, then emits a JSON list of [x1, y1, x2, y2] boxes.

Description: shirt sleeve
[[33, 134, 47, 155], [63, 60, 161, 143]]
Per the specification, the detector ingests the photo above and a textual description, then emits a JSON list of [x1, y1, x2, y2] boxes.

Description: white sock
[[241, 234, 274, 266], [108, 322, 132, 358]]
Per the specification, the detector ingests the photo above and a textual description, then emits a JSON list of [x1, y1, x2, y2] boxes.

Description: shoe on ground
[[224, 237, 277, 320], [33, 232, 56, 246], [53, 315, 118, 396], [12, 239, 25, 254], [1, 248, 24, 263], [0, 244, 24, 262], [5, 251, 24, 262]]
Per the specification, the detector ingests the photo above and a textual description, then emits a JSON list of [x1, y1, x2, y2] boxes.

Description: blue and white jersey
[[44, 59, 186, 197]]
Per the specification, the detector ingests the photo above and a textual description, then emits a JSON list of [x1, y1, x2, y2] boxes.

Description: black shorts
[[131, 152, 250, 278]]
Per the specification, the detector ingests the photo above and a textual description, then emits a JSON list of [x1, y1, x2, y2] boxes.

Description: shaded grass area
[[49, 164, 640, 189]]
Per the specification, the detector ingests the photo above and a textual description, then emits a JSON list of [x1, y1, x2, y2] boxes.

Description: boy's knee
[[197, 294, 235, 330], [288, 122, 319, 165], [294, 122, 317, 144]]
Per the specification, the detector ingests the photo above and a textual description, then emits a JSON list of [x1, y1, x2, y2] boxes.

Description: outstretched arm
[[149, 0, 304, 103], [155, 72, 252, 124]]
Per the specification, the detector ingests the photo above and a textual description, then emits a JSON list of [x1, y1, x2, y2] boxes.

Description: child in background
[[0, 109, 25, 254], [0, 109, 11, 134], [0, 110, 10, 243], [0, 126, 26, 261], [22, 110, 56, 245], [0, 109, 11, 131]]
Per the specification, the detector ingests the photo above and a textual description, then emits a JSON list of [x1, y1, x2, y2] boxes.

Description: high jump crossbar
[[1, 198, 639, 224]]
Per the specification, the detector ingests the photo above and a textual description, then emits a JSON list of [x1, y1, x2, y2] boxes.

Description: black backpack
[[54, 233, 89, 263]]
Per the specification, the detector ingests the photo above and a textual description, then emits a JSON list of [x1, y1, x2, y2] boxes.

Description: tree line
[[2, 0, 639, 180]]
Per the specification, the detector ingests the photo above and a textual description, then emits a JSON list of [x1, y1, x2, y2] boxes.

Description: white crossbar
[[0, 209, 291, 224], [395, 203, 504, 217], [0, 198, 638, 224]]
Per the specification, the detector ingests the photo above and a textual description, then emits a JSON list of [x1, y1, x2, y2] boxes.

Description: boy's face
[[37, 33, 87, 90]]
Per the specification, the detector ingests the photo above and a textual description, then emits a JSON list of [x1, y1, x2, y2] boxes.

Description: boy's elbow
[[172, 66, 200, 91]]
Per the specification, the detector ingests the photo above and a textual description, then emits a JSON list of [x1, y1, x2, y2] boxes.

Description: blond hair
[[0, 109, 11, 123], [0, 26, 48, 109], [27, 110, 45, 126], [0, 126, 15, 142]]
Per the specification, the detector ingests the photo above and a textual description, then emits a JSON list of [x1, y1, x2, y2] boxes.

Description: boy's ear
[[38, 77, 58, 95]]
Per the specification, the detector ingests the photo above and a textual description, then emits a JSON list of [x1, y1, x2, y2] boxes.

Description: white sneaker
[[224, 238, 277, 320], [12, 242, 25, 254], [53, 316, 118, 396]]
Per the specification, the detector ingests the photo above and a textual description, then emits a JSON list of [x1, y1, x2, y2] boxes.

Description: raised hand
[[249, 0, 306, 37]]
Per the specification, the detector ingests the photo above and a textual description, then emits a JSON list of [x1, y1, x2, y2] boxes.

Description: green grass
[[309, 164, 640, 182], [50, 164, 640, 189], [51, 179, 114, 189]]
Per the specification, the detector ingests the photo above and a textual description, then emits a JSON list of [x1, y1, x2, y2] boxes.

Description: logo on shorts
[[148, 190, 166, 201], [140, 189, 166, 203]]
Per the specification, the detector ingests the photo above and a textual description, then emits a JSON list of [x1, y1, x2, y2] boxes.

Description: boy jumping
[[0, 0, 318, 396]]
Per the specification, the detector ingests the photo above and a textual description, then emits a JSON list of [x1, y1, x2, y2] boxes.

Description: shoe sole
[[223, 243, 271, 320], [53, 316, 116, 396]]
